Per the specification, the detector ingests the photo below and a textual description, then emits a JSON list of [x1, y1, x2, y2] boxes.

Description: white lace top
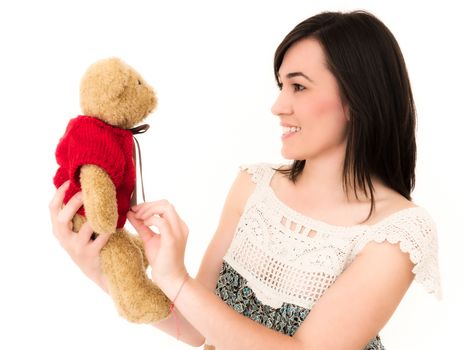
[[222, 163, 443, 310]]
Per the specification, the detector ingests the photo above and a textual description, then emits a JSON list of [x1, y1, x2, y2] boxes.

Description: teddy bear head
[[80, 57, 157, 129]]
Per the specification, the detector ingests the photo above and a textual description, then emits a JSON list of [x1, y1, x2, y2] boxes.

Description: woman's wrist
[[172, 272, 190, 302], [162, 271, 191, 341], [160, 270, 190, 302]]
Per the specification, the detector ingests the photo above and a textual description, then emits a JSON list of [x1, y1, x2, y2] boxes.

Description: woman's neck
[[295, 155, 384, 206]]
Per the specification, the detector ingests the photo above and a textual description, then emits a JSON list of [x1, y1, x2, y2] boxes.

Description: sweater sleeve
[[349, 207, 443, 300], [67, 122, 125, 188]]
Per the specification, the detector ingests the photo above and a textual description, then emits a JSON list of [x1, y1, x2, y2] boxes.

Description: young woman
[[49, 10, 441, 350]]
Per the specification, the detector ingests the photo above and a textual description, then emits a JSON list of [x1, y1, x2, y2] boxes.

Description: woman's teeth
[[282, 126, 301, 134]]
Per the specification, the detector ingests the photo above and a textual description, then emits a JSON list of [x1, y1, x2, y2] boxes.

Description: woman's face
[[271, 38, 349, 161]]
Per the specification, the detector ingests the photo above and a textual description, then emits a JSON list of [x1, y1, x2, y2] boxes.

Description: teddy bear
[[53, 57, 171, 323]]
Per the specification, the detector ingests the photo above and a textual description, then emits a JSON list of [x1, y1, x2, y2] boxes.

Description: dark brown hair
[[274, 10, 417, 224]]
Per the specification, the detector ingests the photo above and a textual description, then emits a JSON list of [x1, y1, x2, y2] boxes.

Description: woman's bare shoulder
[[366, 185, 419, 225]]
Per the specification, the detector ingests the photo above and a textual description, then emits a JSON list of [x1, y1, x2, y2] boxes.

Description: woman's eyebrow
[[285, 71, 313, 82], [278, 71, 314, 84]]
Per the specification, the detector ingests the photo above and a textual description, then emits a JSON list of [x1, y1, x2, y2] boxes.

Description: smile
[[282, 126, 302, 135]]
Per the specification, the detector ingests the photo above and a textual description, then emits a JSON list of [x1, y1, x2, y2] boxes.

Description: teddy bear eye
[[138, 80, 142, 85]]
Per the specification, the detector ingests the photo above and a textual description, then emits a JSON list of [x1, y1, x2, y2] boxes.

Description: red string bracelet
[[170, 272, 190, 341]]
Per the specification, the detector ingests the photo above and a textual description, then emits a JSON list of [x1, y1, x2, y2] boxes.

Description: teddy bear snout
[[148, 93, 156, 113]]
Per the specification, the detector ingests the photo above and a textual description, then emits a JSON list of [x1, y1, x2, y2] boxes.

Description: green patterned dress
[[214, 261, 385, 349]]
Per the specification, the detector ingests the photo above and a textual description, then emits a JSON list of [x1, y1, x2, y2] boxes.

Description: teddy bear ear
[[80, 57, 130, 110]]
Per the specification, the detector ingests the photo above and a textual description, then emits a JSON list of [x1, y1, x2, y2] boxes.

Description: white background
[[0, 0, 465, 349]]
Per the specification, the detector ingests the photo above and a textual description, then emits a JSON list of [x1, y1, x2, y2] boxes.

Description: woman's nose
[[271, 91, 292, 116]]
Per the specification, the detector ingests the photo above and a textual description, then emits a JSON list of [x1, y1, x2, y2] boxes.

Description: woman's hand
[[49, 181, 111, 292], [127, 200, 189, 299]]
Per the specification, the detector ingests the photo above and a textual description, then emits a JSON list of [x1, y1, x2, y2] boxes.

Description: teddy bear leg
[[127, 233, 149, 270], [100, 228, 171, 323]]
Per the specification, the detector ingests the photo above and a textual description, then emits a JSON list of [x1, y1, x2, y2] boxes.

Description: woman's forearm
[[97, 274, 205, 346], [163, 275, 307, 350], [127, 201, 306, 349], [152, 307, 206, 347]]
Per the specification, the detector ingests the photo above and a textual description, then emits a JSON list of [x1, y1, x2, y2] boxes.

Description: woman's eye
[[276, 82, 304, 92], [293, 83, 305, 92]]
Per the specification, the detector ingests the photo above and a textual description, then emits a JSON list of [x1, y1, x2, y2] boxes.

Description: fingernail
[[75, 192, 82, 200]]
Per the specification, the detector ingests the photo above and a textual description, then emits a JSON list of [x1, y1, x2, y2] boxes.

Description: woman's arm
[[149, 235, 415, 350], [131, 193, 416, 350], [50, 169, 255, 348], [132, 194, 306, 350], [49, 183, 204, 345], [148, 169, 255, 347], [292, 240, 415, 349]]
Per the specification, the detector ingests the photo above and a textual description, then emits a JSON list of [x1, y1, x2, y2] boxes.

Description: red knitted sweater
[[53, 115, 135, 228]]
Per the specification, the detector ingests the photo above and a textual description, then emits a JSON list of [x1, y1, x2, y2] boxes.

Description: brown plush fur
[[80, 165, 117, 235], [80, 58, 157, 129], [72, 57, 170, 323]]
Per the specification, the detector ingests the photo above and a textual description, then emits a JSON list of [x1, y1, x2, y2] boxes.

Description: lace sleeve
[[238, 163, 275, 185], [350, 208, 442, 300]]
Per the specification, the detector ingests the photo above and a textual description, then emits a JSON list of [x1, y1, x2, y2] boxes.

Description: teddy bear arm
[[80, 164, 118, 235]]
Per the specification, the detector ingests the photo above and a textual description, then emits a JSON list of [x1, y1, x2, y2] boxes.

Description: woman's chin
[[281, 149, 298, 160]]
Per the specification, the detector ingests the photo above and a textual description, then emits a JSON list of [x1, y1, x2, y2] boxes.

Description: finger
[[49, 181, 70, 217], [135, 200, 183, 237], [52, 222, 73, 247], [180, 219, 189, 238], [91, 232, 111, 253], [77, 221, 95, 246], [130, 202, 143, 212], [154, 201, 184, 239], [127, 211, 157, 242], [132, 200, 170, 220], [143, 215, 175, 243], [130, 199, 161, 213], [57, 192, 83, 225]]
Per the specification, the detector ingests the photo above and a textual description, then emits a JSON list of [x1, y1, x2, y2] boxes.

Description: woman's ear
[[344, 104, 351, 121]]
